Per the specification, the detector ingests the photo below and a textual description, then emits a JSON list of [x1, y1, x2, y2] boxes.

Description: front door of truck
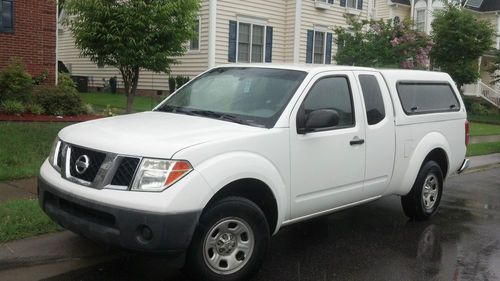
[[289, 71, 366, 219]]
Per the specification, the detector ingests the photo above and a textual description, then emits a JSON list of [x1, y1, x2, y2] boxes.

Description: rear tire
[[401, 161, 443, 221], [184, 197, 270, 281]]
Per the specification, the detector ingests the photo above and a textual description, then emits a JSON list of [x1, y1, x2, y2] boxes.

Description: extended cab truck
[[38, 65, 469, 281]]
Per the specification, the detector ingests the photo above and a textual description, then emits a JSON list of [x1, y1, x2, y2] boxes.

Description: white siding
[[375, 0, 391, 20], [57, 1, 210, 92], [214, 0, 288, 65]]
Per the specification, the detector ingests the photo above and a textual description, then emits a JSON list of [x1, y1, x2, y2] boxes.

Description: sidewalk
[[0, 153, 499, 274]]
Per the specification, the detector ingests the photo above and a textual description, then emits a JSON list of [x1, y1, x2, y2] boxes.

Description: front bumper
[[38, 176, 201, 254]]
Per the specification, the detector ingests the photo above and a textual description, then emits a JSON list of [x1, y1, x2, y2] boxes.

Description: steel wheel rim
[[422, 173, 439, 210], [203, 217, 255, 275]]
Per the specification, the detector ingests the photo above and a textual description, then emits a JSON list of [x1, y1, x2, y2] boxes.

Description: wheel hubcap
[[422, 174, 439, 210], [203, 218, 254, 275]]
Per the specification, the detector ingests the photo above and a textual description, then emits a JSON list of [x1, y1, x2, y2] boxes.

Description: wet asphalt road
[[42, 167, 500, 281]]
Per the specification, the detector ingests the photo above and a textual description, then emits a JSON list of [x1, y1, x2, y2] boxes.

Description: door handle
[[350, 137, 365, 146]]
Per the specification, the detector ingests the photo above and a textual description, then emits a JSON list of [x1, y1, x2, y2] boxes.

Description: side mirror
[[298, 109, 339, 134]]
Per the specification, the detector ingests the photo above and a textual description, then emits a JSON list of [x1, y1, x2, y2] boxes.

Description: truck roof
[[215, 64, 453, 82]]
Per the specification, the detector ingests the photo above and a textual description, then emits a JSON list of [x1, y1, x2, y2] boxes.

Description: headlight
[[131, 158, 192, 192], [48, 137, 61, 168]]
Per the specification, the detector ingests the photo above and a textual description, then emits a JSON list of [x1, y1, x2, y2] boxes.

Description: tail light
[[465, 120, 470, 146]]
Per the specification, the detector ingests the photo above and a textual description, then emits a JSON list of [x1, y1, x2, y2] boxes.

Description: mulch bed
[[0, 113, 103, 122]]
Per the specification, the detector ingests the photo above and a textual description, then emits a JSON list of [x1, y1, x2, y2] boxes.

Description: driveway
[[1, 167, 499, 281]]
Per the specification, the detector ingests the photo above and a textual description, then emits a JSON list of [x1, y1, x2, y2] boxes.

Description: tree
[[335, 15, 432, 69], [431, 5, 494, 89], [64, 0, 200, 113]]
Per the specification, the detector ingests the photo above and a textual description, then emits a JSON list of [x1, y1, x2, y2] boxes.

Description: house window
[[306, 29, 332, 64], [340, 0, 362, 10], [313, 31, 326, 64], [416, 9, 426, 32], [238, 22, 265, 63], [346, 0, 357, 8], [189, 18, 200, 51], [0, 0, 14, 32]]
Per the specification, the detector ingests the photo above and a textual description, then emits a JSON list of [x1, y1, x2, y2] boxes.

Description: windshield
[[156, 67, 307, 128]]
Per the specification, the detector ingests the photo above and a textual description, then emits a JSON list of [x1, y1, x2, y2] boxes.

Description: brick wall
[[0, 0, 57, 85]]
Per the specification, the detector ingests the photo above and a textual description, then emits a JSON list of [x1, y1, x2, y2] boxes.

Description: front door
[[290, 72, 366, 219]]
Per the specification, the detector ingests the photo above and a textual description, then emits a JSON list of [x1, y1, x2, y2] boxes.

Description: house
[[0, 0, 57, 85], [58, 0, 377, 93]]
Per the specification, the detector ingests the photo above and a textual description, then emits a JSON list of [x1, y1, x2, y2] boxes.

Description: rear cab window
[[359, 74, 386, 125], [396, 82, 460, 115]]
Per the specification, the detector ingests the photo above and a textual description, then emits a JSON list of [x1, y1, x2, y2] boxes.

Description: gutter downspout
[[293, 0, 302, 64], [208, 0, 217, 68], [410, 0, 414, 20], [55, 0, 59, 85], [497, 12, 500, 50]]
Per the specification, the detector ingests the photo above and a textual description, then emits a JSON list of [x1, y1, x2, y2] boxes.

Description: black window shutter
[[228, 20, 237, 62], [328, 0, 334, 4], [306, 30, 314, 64], [325, 33, 332, 64], [340, 0, 346, 7], [357, 0, 363, 10], [1, 0, 14, 32], [265, 26, 273, 63]]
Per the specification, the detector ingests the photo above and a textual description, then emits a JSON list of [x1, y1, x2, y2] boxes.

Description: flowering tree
[[335, 15, 432, 69]]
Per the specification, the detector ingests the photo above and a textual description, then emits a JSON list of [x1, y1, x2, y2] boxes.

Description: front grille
[[56, 142, 64, 169], [111, 157, 140, 186], [69, 146, 106, 183]]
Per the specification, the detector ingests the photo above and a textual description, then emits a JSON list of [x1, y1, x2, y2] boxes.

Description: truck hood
[[59, 111, 264, 159]]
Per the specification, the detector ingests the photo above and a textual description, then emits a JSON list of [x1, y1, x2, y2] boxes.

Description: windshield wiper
[[190, 110, 262, 127]]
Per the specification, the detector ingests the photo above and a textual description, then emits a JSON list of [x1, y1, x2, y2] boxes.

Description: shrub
[[471, 102, 490, 116], [0, 58, 33, 103], [175, 75, 190, 89], [28, 103, 45, 115], [168, 77, 176, 93], [58, 73, 77, 90], [81, 103, 94, 115], [34, 86, 83, 116], [33, 70, 49, 85], [1, 100, 25, 115]]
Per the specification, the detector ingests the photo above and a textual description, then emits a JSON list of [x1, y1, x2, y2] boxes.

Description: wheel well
[[424, 148, 448, 178], [205, 178, 278, 233]]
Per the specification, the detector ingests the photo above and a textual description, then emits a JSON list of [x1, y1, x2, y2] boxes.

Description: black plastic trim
[[38, 176, 201, 254]]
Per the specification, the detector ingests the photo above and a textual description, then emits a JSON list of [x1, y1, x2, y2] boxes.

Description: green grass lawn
[[467, 142, 500, 157], [79, 92, 166, 114], [0, 122, 70, 181], [0, 199, 62, 243], [469, 122, 500, 136]]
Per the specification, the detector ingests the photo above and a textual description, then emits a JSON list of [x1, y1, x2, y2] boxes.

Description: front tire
[[185, 197, 270, 281], [401, 161, 443, 221]]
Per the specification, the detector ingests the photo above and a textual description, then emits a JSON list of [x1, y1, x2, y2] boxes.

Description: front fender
[[195, 151, 288, 234], [395, 132, 450, 195]]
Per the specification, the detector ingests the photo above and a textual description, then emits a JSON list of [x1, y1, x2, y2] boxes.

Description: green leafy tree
[[64, 0, 200, 113], [431, 5, 494, 89], [335, 15, 432, 69]]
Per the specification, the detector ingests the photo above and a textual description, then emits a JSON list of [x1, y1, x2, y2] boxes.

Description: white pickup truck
[[39, 65, 469, 281]]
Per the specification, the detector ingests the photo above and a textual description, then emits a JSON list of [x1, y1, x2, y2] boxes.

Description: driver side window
[[303, 76, 354, 128]]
